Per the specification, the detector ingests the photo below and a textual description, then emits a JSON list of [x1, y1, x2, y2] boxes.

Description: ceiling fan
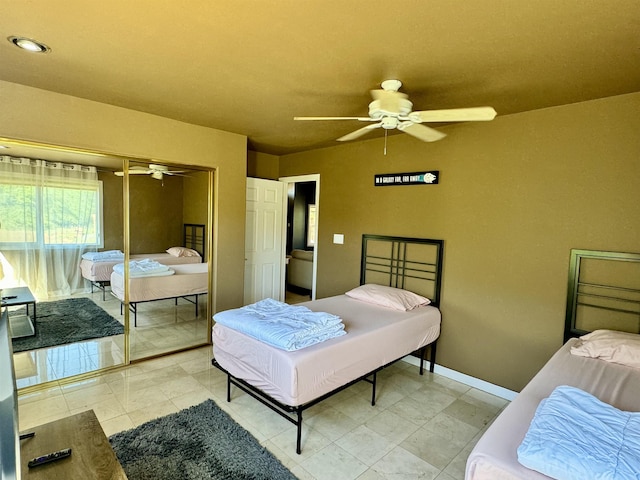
[[294, 79, 497, 144], [114, 164, 185, 180]]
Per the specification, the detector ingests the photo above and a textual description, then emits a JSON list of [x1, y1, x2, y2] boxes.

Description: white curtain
[[0, 155, 100, 300]]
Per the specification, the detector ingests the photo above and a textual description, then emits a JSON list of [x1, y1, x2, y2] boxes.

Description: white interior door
[[244, 177, 285, 304]]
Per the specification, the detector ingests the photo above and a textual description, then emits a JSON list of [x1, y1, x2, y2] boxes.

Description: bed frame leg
[[429, 340, 437, 373], [133, 303, 137, 327], [296, 410, 303, 454], [371, 371, 377, 406], [226, 375, 231, 402]]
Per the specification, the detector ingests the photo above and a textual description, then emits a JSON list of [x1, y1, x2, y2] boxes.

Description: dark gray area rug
[[11, 297, 124, 353], [109, 399, 297, 480]]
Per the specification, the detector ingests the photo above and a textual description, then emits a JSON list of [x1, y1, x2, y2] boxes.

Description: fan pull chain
[[384, 129, 388, 155]]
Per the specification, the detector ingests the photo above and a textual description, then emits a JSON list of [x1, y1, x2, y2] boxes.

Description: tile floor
[[17, 345, 508, 479], [14, 286, 309, 388], [13, 288, 210, 387]]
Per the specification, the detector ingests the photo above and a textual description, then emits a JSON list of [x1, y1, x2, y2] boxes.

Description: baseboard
[[402, 356, 518, 401]]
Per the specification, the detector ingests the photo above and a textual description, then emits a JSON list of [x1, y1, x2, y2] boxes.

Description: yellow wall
[[279, 93, 640, 391], [0, 80, 247, 313], [183, 170, 210, 230], [129, 174, 184, 254], [247, 150, 279, 180], [99, 171, 124, 251]]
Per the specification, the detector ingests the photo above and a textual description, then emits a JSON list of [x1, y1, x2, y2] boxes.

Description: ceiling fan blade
[[294, 116, 373, 121], [411, 107, 497, 123], [398, 123, 447, 142], [337, 123, 382, 142], [113, 169, 151, 176]]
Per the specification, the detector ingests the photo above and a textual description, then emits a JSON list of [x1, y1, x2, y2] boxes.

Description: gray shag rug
[[109, 399, 297, 480], [11, 297, 124, 353]]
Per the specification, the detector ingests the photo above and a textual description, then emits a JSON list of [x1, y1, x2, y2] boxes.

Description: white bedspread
[[81, 249, 124, 261], [517, 385, 640, 480], [213, 298, 345, 351], [113, 258, 174, 278], [465, 338, 640, 480]]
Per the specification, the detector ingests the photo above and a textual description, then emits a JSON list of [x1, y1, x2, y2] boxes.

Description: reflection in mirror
[[0, 143, 127, 387], [1, 139, 213, 386], [125, 163, 211, 360]]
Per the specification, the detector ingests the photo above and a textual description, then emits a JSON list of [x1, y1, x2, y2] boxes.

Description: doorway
[[279, 174, 320, 303]]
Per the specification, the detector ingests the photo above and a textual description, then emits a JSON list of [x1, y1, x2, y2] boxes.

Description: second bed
[[212, 234, 444, 453]]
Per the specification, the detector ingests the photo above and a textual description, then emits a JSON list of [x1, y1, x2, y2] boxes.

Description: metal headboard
[[360, 235, 444, 307], [564, 249, 640, 342], [183, 223, 206, 258]]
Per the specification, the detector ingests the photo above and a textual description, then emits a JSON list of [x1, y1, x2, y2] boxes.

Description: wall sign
[[374, 171, 439, 186]]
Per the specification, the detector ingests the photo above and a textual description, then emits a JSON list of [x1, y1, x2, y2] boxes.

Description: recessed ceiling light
[[8, 36, 50, 53]]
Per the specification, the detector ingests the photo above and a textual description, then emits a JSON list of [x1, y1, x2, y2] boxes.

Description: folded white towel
[[113, 259, 173, 277]]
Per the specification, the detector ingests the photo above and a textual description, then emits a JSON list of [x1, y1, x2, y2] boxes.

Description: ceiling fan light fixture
[[151, 171, 164, 180], [8, 36, 50, 53], [294, 79, 497, 148]]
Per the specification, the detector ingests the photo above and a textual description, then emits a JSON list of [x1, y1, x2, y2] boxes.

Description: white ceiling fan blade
[[114, 170, 151, 176], [398, 123, 447, 142], [411, 107, 497, 123], [337, 123, 382, 142], [294, 116, 374, 121]]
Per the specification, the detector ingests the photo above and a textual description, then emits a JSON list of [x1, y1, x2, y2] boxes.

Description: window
[[306, 204, 317, 248], [0, 171, 103, 249]]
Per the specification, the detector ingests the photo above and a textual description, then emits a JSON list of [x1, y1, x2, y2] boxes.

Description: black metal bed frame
[[212, 234, 444, 454], [89, 279, 111, 301], [564, 248, 640, 342], [121, 292, 204, 327]]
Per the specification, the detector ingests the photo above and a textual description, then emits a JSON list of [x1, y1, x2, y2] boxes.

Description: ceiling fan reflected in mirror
[[114, 164, 185, 181], [294, 80, 497, 149]]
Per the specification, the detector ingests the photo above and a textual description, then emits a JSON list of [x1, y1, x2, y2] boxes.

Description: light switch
[[333, 234, 344, 244]]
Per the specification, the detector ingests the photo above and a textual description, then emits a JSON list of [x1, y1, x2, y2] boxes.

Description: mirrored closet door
[[0, 139, 213, 388], [126, 161, 212, 360], [1, 144, 128, 387]]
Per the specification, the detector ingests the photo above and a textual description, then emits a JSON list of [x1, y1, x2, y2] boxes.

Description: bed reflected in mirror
[[126, 164, 211, 361]]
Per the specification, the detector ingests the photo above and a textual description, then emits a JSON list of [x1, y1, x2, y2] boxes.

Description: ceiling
[[1, 0, 639, 157]]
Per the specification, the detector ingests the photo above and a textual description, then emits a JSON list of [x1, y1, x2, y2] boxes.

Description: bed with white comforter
[[466, 248, 640, 480], [213, 294, 440, 406], [465, 336, 640, 480]]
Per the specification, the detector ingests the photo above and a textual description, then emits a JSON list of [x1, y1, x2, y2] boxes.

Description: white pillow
[[570, 329, 640, 368], [345, 284, 430, 311], [166, 246, 201, 257]]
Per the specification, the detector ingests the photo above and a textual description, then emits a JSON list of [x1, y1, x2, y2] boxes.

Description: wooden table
[[20, 410, 127, 479], [1, 286, 36, 338]]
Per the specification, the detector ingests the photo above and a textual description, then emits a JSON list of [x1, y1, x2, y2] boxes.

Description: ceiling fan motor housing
[[368, 97, 413, 119]]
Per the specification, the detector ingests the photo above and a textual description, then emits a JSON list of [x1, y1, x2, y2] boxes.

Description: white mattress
[[110, 262, 208, 302], [465, 338, 640, 480], [212, 295, 441, 406], [80, 253, 201, 282]]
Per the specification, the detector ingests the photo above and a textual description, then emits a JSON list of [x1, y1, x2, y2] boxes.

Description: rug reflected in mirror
[[109, 399, 297, 480], [11, 297, 124, 353]]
